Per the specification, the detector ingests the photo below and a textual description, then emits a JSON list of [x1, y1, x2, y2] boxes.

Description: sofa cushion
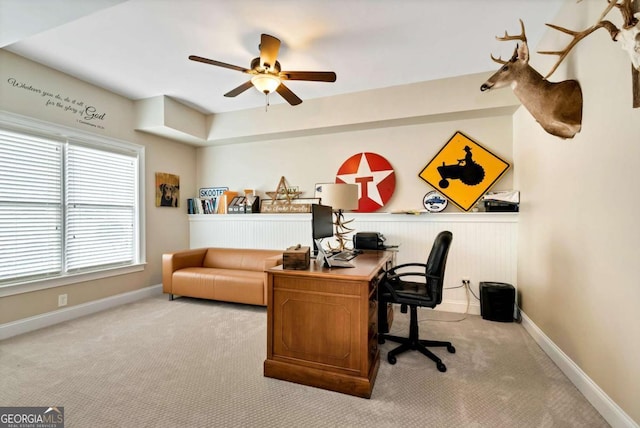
[[172, 267, 265, 305], [202, 248, 281, 272]]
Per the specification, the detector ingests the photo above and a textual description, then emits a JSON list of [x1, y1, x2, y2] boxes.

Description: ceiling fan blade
[[276, 83, 302, 106], [224, 80, 255, 97], [189, 55, 249, 73], [281, 71, 337, 82], [259, 34, 281, 70]]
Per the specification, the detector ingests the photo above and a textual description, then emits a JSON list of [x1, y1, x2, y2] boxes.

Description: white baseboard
[[0, 284, 163, 341], [520, 311, 638, 428], [438, 299, 481, 315]]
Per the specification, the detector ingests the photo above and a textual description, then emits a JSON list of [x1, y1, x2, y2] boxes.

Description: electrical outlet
[[58, 294, 68, 307], [462, 277, 470, 286]]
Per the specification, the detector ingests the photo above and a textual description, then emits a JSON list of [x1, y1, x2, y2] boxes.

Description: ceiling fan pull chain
[[265, 92, 270, 112]]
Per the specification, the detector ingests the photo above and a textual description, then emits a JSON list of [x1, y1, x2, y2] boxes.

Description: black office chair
[[379, 231, 454, 372]]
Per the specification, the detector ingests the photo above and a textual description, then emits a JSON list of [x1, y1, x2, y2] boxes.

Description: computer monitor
[[311, 204, 334, 255], [312, 204, 334, 239]]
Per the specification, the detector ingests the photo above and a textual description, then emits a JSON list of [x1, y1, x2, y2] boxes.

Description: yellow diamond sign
[[419, 132, 510, 211]]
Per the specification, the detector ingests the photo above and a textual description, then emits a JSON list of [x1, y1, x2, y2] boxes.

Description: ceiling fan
[[189, 33, 336, 107]]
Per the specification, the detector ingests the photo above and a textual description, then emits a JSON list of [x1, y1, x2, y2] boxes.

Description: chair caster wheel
[[388, 355, 397, 365], [447, 345, 456, 354], [437, 363, 447, 372]]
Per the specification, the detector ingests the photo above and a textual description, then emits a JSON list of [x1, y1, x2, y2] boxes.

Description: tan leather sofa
[[162, 248, 283, 306]]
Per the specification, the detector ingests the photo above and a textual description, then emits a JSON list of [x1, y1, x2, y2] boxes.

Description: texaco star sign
[[335, 152, 396, 212]]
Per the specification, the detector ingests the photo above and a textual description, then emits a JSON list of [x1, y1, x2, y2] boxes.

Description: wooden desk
[[264, 251, 392, 398]]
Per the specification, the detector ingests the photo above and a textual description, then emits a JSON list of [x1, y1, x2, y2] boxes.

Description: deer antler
[[496, 18, 528, 43], [615, 0, 640, 29], [490, 19, 528, 64], [539, 0, 637, 78], [490, 54, 509, 65]]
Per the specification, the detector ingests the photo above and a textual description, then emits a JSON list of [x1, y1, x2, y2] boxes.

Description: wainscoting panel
[[189, 213, 517, 315]]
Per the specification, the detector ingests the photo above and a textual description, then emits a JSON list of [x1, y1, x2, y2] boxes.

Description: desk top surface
[[269, 250, 391, 281]]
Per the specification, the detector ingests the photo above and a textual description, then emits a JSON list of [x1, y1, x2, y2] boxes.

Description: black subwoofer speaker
[[480, 282, 515, 322]]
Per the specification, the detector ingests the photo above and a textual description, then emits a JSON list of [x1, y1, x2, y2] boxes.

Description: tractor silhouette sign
[[419, 132, 510, 211]]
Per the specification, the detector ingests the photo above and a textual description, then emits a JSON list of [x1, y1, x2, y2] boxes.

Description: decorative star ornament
[[265, 176, 302, 203]]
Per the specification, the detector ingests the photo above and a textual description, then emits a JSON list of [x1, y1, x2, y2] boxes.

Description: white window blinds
[[0, 130, 63, 282], [0, 124, 140, 286], [65, 144, 136, 271]]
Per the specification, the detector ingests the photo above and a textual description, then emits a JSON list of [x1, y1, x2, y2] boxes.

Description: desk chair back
[[424, 230, 453, 305]]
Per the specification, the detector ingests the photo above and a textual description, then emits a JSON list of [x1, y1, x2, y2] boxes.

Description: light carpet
[[0, 294, 608, 427]]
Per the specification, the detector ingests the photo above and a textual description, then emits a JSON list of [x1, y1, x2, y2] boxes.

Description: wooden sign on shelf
[[259, 198, 320, 214]]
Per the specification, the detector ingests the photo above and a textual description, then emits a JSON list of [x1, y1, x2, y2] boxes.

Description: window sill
[[0, 263, 147, 298]]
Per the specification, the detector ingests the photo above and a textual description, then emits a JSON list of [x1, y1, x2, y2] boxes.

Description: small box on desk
[[283, 245, 310, 270]]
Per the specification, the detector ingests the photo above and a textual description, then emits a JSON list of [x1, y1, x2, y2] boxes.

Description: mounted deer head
[[481, 20, 583, 139], [619, 25, 640, 70], [539, 0, 640, 107]]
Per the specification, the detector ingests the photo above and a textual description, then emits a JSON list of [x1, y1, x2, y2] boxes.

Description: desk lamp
[[315, 183, 359, 252]]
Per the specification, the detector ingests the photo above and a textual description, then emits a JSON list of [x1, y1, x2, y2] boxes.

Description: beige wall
[[197, 73, 518, 213], [0, 50, 197, 323], [1, 0, 638, 422], [198, 116, 515, 212], [514, 1, 640, 423]]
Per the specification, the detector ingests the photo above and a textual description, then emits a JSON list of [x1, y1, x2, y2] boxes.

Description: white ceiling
[[1, 0, 565, 115]]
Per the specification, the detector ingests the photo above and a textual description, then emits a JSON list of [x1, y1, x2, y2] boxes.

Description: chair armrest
[[392, 262, 427, 269], [380, 275, 400, 301], [386, 262, 428, 281], [382, 265, 431, 302], [386, 272, 428, 282], [387, 262, 427, 273], [162, 248, 208, 293]]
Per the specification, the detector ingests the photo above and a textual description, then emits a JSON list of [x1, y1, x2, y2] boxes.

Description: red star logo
[[336, 152, 396, 212]]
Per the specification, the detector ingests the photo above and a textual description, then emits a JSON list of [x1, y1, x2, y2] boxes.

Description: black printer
[[353, 232, 386, 250], [482, 190, 519, 212]]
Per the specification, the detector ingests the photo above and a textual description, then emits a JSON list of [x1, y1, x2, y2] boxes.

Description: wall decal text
[[6, 77, 107, 130]]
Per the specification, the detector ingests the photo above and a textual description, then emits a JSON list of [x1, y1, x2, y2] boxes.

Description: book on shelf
[[188, 190, 239, 214], [217, 191, 238, 214], [187, 197, 218, 214]]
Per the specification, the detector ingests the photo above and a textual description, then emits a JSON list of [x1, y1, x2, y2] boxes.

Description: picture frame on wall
[[155, 172, 180, 207]]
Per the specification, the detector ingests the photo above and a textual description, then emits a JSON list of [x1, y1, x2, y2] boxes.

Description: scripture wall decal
[[6, 77, 108, 129]]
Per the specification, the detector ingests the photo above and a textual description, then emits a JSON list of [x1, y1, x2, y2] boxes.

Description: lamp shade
[[251, 74, 281, 94], [314, 183, 359, 211]]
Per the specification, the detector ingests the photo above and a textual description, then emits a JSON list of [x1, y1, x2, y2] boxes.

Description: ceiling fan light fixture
[[251, 74, 281, 94], [189, 33, 334, 107]]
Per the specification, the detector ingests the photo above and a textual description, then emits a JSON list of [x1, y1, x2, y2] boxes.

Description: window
[[0, 113, 144, 293], [65, 144, 137, 271], [0, 132, 63, 281]]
